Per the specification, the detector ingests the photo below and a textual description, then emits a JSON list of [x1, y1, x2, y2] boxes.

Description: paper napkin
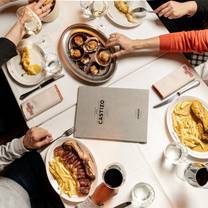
[[21, 85, 63, 120], [152, 64, 195, 99]]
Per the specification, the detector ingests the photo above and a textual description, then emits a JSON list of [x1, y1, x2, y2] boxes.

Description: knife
[[153, 79, 200, 108], [113, 201, 131, 208], [19, 74, 64, 100]]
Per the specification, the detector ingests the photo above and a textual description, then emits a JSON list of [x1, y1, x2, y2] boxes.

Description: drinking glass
[[164, 142, 188, 165], [184, 163, 208, 188], [131, 182, 155, 208], [80, 0, 94, 19], [103, 163, 126, 189], [44, 53, 62, 77], [80, 0, 108, 29], [91, 0, 108, 29]]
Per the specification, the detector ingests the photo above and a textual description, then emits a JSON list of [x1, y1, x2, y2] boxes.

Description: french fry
[[172, 100, 208, 152]]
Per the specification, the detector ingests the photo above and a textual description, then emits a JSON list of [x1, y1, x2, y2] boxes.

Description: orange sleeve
[[160, 29, 208, 52]]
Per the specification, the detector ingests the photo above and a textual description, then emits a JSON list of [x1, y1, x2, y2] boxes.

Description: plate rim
[[45, 137, 98, 203], [106, 1, 145, 28], [6, 42, 46, 86], [166, 95, 208, 159], [58, 23, 117, 84]]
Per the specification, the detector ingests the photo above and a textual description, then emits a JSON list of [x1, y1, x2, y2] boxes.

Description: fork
[[130, 7, 155, 14], [42, 127, 74, 150], [54, 127, 74, 142]]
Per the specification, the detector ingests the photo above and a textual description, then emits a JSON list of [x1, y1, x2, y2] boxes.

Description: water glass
[[184, 163, 208, 188], [131, 182, 155, 208], [164, 142, 188, 165], [44, 53, 62, 77]]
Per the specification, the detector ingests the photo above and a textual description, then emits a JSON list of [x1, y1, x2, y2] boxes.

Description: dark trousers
[[3, 151, 65, 208]]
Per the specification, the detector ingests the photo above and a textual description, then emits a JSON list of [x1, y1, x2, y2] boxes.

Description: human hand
[[27, 0, 53, 20], [18, 0, 52, 24], [106, 33, 135, 58], [23, 127, 53, 149], [154, 1, 197, 19]]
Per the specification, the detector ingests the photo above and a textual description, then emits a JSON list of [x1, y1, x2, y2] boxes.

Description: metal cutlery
[[153, 79, 200, 108], [54, 127, 75, 142], [19, 74, 64, 100], [113, 201, 131, 208], [41, 127, 74, 151], [130, 7, 155, 14]]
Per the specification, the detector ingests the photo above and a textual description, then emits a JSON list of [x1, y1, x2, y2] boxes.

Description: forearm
[[132, 37, 160, 51], [160, 29, 208, 52], [0, 37, 17, 66], [5, 20, 26, 46], [185, 1, 197, 16], [0, 138, 28, 172]]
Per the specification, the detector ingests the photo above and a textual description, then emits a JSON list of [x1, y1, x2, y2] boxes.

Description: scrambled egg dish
[[21, 47, 42, 75]]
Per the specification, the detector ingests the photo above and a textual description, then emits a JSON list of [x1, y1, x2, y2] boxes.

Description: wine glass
[[91, 1, 108, 29], [80, 0, 108, 29], [80, 0, 94, 19]]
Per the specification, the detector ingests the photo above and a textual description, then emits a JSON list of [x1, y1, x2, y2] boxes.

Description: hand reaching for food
[[106, 33, 135, 58]]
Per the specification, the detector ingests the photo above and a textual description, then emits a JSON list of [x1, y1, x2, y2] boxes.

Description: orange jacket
[[160, 29, 208, 53]]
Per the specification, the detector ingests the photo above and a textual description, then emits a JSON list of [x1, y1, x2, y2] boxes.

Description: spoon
[[130, 7, 155, 14]]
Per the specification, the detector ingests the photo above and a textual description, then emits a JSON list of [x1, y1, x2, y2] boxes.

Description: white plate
[[45, 137, 98, 203], [6, 43, 45, 86], [106, 1, 146, 28], [166, 96, 208, 159]]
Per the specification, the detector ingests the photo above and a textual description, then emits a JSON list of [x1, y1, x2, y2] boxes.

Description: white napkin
[[21, 85, 63, 120], [152, 64, 195, 99]]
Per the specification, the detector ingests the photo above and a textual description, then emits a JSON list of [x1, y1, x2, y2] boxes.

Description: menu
[[74, 86, 149, 143]]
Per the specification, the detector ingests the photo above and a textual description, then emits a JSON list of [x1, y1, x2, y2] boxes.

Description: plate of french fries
[[45, 137, 98, 202], [166, 96, 208, 159]]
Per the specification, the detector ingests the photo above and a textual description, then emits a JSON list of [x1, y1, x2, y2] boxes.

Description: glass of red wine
[[184, 163, 208, 188], [90, 163, 126, 206], [103, 163, 126, 189]]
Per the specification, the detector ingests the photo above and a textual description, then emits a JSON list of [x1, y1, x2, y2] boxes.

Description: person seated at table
[[0, 127, 65, 208], [148, 0, 208, 66], [106, 30, 208, 82], [148, 0, 208, 31], [0, 0, 52, 139]]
